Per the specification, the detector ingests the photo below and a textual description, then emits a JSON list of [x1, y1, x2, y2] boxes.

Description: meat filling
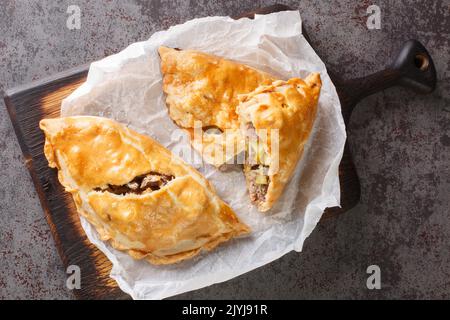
[[95, 172, 174, 195], [246, 164, 269, 203]]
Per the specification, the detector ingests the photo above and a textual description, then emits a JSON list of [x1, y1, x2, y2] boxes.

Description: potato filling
[[244, 123, 270, 203]]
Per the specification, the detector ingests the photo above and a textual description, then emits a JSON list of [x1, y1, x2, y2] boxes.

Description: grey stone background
[[0, 0, 448, 299]]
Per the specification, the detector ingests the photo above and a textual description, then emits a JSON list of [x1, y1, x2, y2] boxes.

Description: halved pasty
[[237, 74, 322, 212], [40, 116, 250, 265], [159, 46, 275, 166]]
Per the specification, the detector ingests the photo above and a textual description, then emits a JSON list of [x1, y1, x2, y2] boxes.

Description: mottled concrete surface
[[0, 0, 449, 299]]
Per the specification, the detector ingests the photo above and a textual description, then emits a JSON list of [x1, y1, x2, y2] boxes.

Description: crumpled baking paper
[[61, 11, 346, 300]]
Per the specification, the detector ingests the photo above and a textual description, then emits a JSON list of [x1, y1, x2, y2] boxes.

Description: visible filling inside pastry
[[202, 125, 223, 136], [244, 123, 270, 204], [245, 164, 269, 203], [94, 172, 174, 195]]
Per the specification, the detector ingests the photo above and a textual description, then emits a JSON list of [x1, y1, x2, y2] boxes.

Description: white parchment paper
[[61, 11, 346, 299]]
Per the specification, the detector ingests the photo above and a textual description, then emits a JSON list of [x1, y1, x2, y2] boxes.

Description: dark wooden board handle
[[336, 40, 437, 123], [238, 5, 437, 125], [233, 4, 437, 218]]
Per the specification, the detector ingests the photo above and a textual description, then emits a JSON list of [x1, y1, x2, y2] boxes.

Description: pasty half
[[237, 73, 322, 212], [159, 46, 275, 166], [40, 116, 250, 265]]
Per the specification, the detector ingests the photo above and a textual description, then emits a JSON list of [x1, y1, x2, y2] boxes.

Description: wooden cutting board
[[3, 4, 436, 299]]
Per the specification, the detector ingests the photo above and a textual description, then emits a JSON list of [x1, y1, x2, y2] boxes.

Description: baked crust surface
[[237, 73, 322, 211], [40, 116, 250, 264], [159, 46, 274, 166]]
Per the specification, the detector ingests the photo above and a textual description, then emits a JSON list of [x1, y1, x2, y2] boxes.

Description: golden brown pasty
[[159, 46, 275, 166], [237, 74, 322, 212], [40, 116, 250, 265]]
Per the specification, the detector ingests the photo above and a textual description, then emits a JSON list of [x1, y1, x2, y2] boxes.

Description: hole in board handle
[[414, 53, 429, 71]]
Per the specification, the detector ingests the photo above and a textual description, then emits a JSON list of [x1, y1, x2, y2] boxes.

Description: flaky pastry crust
[[159, 46, 274, 166], [237, 73, 322, 212], [40, 116, 250, 264]]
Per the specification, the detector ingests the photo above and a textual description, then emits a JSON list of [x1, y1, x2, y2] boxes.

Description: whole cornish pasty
[[159, 46, 275, 167], [40, 116, 250, 265], [237, 74, 322, 212]]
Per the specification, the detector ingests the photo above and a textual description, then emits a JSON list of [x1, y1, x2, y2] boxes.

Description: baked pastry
[[237, 74, 322, 212], [40, 116, 250, 265], [159, 46, 275, 166]]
